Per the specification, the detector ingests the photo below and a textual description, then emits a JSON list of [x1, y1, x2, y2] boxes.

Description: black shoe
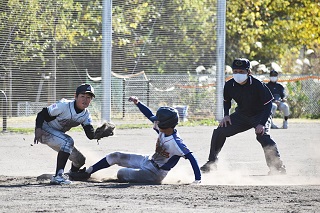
[[200, 161, 217, 173], [68, 167, 91, 181], [268, 165, 286, 175]]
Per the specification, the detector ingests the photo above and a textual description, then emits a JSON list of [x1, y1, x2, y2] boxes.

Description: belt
[[150, 159, 161, 170]]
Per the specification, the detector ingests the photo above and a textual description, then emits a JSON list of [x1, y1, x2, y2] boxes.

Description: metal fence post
[[122, 78, 126, 118], [0, 90, 8, 132]]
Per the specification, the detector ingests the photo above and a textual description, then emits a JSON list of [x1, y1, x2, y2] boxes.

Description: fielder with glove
[[69, 96, 201, 184], [33, 83, 114, 185]]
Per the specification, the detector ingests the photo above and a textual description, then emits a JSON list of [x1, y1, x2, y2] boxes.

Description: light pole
[[215, 0, 226, 121], [101, 0, 112, 122]]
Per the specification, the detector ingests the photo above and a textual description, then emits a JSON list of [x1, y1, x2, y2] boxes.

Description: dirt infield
[[0, 119, 319, 212]]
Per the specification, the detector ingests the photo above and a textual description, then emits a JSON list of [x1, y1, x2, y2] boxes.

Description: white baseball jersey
[[46, 98, 93, 132], [151, 130, 190, 168], [41, 98, 93, 157]]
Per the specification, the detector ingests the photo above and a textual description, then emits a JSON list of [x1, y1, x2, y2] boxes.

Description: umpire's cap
[[76, 83, 95, 98], [270, 70, 279, 76], [150, 106, 179, 129], [232, 58, 251, 71]]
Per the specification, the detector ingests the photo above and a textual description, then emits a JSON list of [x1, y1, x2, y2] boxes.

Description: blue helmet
[[151, 106, 179, 129]]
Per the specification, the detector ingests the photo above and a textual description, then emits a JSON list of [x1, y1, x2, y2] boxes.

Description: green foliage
[[0, 0, 319, 119], [182, 118, 219, 126], [286, 81, 309, 118], [225, 0, 320, 69], [111, 0, 217, 74], [1, 0, 319, 74], [2, 119, 218, 134]]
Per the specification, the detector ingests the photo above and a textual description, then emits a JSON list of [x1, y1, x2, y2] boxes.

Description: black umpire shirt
[[223, 75, 273, 124], [266, 81, 286, 101]]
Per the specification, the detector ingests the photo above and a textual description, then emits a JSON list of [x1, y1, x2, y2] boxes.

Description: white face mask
[[270, 77, 278, 82], [233, 73, 248, 84]]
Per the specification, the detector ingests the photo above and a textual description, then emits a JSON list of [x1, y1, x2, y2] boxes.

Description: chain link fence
[[1, 73, 319, 130], [86, 73, 320, 121]]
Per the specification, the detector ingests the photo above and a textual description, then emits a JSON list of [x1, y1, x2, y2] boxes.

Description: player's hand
[[190, 180, 201, 185], [255, 124, 265, 135], [128, 96, 139, 105], [34, 128, 43, 144], [219, 115, 231, 127]]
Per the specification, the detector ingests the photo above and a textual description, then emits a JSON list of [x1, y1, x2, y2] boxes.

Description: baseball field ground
[[0, 118, 319, 212]]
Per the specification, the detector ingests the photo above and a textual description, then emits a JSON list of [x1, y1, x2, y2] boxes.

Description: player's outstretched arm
[[128, 96, 139, 104], [128, 96, 155, 122], [185, 152, 201, 184]]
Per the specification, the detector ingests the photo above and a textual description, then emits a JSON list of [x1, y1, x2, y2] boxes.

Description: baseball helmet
[[269, 70, 279, 76], [151, 106, 179, 129], [231, 58, 251, 71], [76, 83, 95, 98]]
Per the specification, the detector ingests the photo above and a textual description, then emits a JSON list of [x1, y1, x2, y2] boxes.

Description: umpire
[[201, 58, 286, 175]]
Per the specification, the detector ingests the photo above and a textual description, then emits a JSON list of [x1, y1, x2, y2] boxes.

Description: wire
[[130, 0, 166, 75], [0, 9, 26, 60]]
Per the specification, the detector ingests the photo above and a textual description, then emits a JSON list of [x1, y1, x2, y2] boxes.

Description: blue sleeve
[[136, 102, 160, 133], [185, 152, 201, 181], [136, 102, 155, 123]]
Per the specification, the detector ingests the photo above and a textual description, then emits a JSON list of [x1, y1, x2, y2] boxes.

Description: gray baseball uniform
[[40, 98, 93, 168]]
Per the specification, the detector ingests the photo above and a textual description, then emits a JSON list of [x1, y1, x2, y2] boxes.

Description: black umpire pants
[[208, 111, 284, 170]]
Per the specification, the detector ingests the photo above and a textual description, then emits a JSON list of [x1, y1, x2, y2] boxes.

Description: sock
[[70, 163, 80, 172], [55, 151, 70, 176], [57, 169, 64, 176], [88, 157, 110, 174], [284, 116, 288, 121]]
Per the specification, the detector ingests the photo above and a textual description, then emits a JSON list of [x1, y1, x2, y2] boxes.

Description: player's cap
[[231, 58, 251, 71], [150, 106, 179, 129], [270, 70, 279, 76], [76, 84, 95, 98]]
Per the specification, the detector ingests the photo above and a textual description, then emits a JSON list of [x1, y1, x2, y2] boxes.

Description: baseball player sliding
[[69, 96, 201, 184]]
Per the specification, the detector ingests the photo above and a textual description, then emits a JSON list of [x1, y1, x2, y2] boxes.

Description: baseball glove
[[94, 122, 115, 141]]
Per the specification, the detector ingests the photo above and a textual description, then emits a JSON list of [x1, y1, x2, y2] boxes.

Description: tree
[[225, 0, 320, 73]]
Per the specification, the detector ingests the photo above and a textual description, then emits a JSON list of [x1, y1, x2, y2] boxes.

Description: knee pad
[[60, 137, 75, 153]]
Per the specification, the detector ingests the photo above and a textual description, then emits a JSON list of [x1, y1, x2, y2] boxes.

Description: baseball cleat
[[200, 161, 217, 173], [68, 169, 91, 181], [50, 174, 72, 185], [268, 165, 286, 176], [282, 120, 288, 129]]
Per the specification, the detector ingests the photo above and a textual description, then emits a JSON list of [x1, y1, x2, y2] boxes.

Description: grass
[[1, 117, 219, 134], [1, 116, 318, 134]]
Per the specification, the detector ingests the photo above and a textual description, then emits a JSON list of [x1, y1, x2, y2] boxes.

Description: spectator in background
[[266, 70, 290, 129]]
